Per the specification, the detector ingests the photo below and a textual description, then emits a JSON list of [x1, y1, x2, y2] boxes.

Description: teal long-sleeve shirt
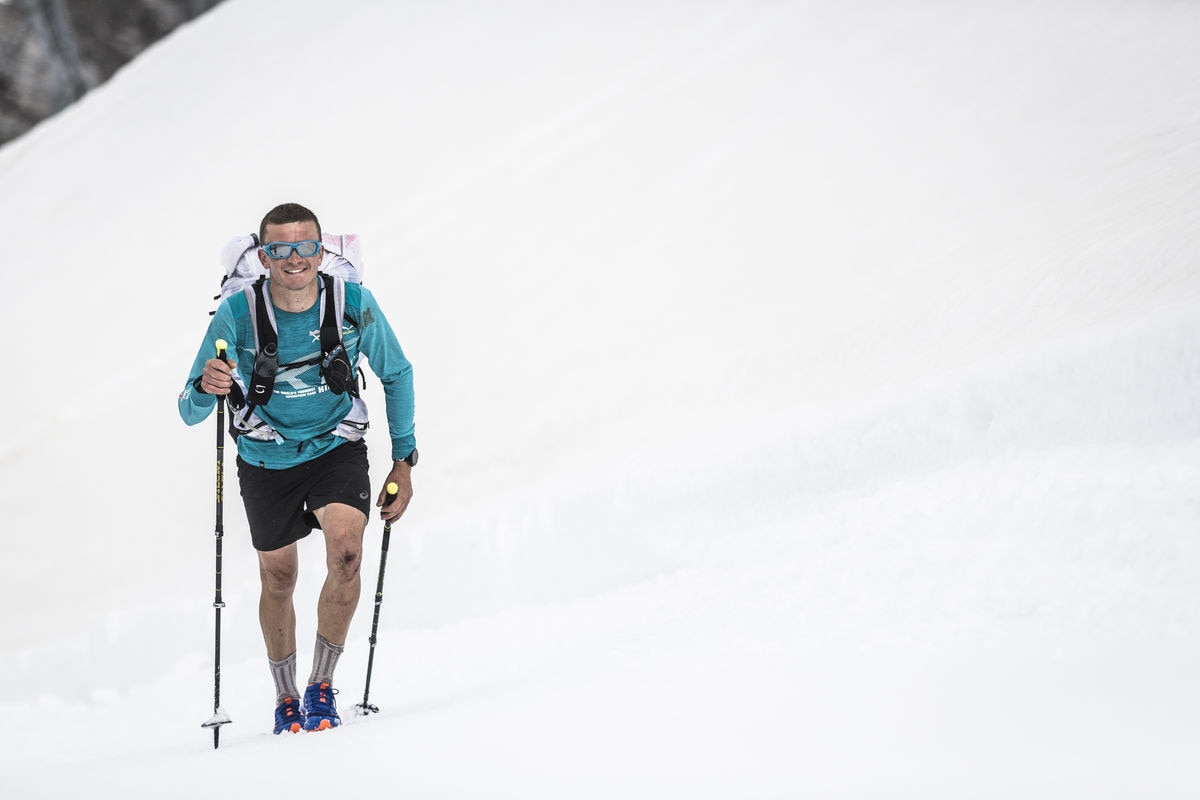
[[178, 280, 415, 470]]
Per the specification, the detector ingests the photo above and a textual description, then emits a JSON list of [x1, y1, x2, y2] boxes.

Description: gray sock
[[269, 652, 300, 704], [308, 634, 345, 686]]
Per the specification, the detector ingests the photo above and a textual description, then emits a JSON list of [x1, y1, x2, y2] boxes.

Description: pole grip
[[382, 482, 399, 534]]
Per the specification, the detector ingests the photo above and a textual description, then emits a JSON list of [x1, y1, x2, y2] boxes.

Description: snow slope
[[1, 1, 1199, 797]]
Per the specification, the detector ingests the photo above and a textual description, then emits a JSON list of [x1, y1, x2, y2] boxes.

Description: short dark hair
[[259, 203, 322, 243]]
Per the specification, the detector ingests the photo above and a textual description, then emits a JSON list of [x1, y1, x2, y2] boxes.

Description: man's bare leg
[[257, 543, 299, 660], [312, 502, 367, 647]]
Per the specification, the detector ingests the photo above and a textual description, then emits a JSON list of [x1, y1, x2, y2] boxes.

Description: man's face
[[258, 220, 323, 294]]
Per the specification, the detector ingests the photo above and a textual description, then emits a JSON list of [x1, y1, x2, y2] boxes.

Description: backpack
[[214, 233, 369, 442]]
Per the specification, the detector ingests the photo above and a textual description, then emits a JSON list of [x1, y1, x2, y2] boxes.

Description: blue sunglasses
[[261, 240, 323, 259]]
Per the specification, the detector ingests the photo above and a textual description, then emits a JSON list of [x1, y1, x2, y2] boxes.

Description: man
[[178, 203, 416, 734]]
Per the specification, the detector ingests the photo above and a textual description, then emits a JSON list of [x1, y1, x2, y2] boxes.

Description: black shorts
[[236, 440, 372, 552]]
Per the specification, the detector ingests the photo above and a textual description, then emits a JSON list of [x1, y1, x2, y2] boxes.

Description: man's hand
[[377, 462, 413, 523], [199, 357, 235, 395]]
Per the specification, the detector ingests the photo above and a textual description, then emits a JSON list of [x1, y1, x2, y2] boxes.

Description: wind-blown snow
[[2, 1, 1198, 797]]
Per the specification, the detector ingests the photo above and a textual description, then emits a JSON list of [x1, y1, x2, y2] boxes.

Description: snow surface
[[2, 0, 1199, 797]]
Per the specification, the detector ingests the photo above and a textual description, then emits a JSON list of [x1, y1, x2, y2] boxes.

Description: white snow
[[2, 1, 1199, 797]]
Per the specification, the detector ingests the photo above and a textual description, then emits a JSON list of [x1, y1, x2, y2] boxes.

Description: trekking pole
[[201, 339, 233, 747], [356, 482, 399, 715]]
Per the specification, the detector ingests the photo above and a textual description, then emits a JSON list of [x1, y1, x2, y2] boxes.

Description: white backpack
[[212, 232, 369, 443]]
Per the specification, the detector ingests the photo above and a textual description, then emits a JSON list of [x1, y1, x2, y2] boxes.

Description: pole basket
[[202, 707, 233, 749], [202, 708, 233, 728]]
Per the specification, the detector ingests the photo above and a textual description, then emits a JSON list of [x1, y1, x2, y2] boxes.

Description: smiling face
[[258, 220, 324, 309]]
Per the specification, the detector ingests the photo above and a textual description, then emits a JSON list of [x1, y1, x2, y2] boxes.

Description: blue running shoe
[[302, 682, 341, 731], [274, 696, 304, 734]]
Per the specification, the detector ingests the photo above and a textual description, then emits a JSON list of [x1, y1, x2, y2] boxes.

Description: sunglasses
[[261, 240, 323, 259]]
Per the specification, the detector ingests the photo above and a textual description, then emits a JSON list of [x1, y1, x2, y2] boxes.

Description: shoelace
[[305, 684, 339, 715], [276, 698, 303, 733]]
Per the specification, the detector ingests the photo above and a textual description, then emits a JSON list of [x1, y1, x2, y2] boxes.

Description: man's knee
[[259, 555, 299, 596], [331, 544, 362, 578], [315, 503, 366, 578], [326, 528, 363, 578]]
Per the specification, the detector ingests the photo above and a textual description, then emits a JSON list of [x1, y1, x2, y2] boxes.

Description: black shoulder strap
[[317, 273, 360, 398], [319, 273, 341, 360], [244, 277, 278, 405]]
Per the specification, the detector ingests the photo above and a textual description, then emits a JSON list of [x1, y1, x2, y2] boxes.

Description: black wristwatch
[[398, 448, 419, 468]]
